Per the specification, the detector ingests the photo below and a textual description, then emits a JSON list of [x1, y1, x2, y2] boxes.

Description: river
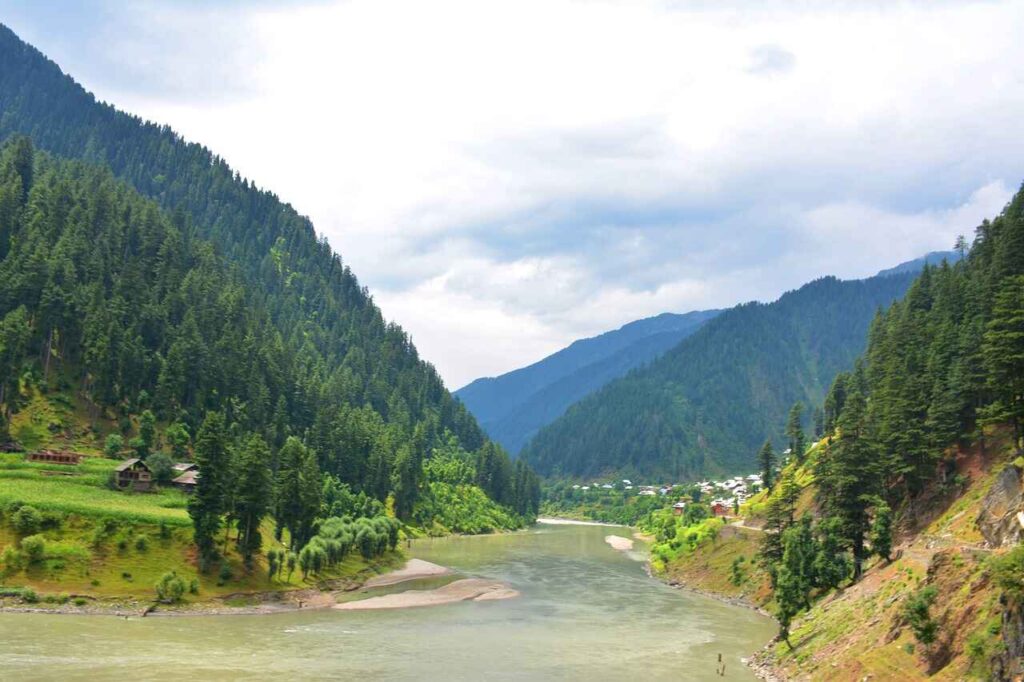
[[0, 522, 774, 680]]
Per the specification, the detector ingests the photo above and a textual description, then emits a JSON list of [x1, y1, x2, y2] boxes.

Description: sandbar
[[334, 578, 518, 610]]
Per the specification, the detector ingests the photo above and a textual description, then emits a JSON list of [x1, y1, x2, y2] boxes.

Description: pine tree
[[870, 500, 893, 562], [812, 516, 850, 590], [786, 402, 806, 462], [758, 440, 776, 491], [275, 437, 322, 549], [816, 380, 880, 579], [188, 412, 230, 570], [981, 275, 1024, 452], [233, 433, 272, 570]]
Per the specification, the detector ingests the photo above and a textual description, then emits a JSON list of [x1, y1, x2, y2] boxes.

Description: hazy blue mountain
[[456, 310, 720, 453], [875, 250, 961, 277], [521, 252, 953, 481]]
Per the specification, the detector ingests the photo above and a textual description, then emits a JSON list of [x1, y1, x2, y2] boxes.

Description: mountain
[[0, 25, 538, 521], [874, 249, 962, 277], [456, 309, 719, 453], [521, 268, 926, 481]]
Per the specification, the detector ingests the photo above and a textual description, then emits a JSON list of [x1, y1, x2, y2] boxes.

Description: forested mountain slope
[[739, 185, 1024, 679], [0, 25, 539, 525], [522, 269, 926, 481], [0, 24, 483, 447], [456, 309, 718, 453]]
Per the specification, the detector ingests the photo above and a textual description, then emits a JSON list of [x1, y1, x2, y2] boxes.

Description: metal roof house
[[114, 458, 152, 492]]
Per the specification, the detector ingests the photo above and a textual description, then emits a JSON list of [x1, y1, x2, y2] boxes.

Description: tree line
[[757, 182, 1024, 645]]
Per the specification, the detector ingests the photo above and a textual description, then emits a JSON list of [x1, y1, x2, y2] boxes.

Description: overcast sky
[[3, 0, 1023, 388]]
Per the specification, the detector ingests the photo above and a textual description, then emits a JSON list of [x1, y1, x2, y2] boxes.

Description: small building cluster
[[568, 470, 768, 519], [113, 459, 199, 493]]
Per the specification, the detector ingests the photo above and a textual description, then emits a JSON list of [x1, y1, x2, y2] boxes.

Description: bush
[[20, 534, 46, 563], [21, 588, 38, 603], [134, 534, 149, 552], [991, 545, 1024, 602], [218, 564, 232, 583], [104, 433, 124, 459], [73, 597, 88, 606], [1, 546, 24, 575], [11, 505, 42, 535], [903, 585, 939, 646], [147, 452, 175, 486], [189, 578, 199, 595], [154, 571, 187, 603]]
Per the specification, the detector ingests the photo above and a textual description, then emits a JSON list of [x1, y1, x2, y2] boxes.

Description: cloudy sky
[[3, 0, 1023, 388]]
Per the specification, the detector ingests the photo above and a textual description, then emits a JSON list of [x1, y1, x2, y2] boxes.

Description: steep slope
[[0, 26, 543, 526], [0, 24, 483, 450], [456, 310, 718, 453], [522, 271, 920, 481], [663, 187, 1024, 680]]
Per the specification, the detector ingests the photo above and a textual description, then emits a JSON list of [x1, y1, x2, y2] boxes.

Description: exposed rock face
[[977, 464, 1024, 548], [995, 597, 1024, 681]]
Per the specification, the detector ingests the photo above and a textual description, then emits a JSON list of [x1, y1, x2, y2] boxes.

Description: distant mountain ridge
[[520, 253, 950, 481], [456, 309, 719, 453], [875, 250, 961, 277]]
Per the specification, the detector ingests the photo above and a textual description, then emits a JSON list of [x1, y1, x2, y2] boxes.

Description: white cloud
[[7, 0, 1024, 387]]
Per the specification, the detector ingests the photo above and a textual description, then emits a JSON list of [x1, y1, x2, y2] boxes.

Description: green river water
[[0, 522, 774, 680]]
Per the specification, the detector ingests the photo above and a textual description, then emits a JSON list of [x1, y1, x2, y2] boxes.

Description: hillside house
[[115, 458, 152, 492], [28, 450, 82, 465], [172, 462, 197, 474], [672, 501, 687, 516], [172, 468, 198, 493]]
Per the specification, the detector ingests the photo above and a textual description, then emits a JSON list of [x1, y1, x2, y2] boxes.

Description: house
[[639, 489, 656, 496], [28, 450, 82, 465], [115, 458, 152, 491], [172, 462, 197, 473], [672, 501, 687, 516], [710, 500, 729, 517], [172, 468, 199, 493]]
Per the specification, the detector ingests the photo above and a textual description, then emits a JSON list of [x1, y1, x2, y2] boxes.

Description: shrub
[[20, 534, 46, 563], [991, 545, 1024, 602], [189, 578, 199, 595], [218, 564, 232, 583], [73, 597, 88, 606], [1, 546, 24, 575], [21, 588, 38, 603], [134, 534, 149, 552], [147, 452, 175, 485], [903, 585, 939, 646], [104, 433, 124, 459], [11, 505, 42, 535], [155, 571, 187, 603]]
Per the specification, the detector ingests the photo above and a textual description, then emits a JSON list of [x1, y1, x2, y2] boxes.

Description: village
[[567, 470, 765, 518], [24, 450, 199, 494]]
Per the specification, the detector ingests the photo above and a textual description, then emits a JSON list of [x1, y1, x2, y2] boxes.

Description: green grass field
[[0, 454, 190, 526], [0, 388, 407, 605]]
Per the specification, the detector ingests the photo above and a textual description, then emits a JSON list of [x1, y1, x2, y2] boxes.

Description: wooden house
[[171, 468, 198, 493], [28, 450, 82, 465], [115, 458, 152, 492]]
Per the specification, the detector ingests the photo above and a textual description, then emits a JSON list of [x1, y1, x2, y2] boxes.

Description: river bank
[[0, 521, 774, 680], [0, 555, 417, 617]]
